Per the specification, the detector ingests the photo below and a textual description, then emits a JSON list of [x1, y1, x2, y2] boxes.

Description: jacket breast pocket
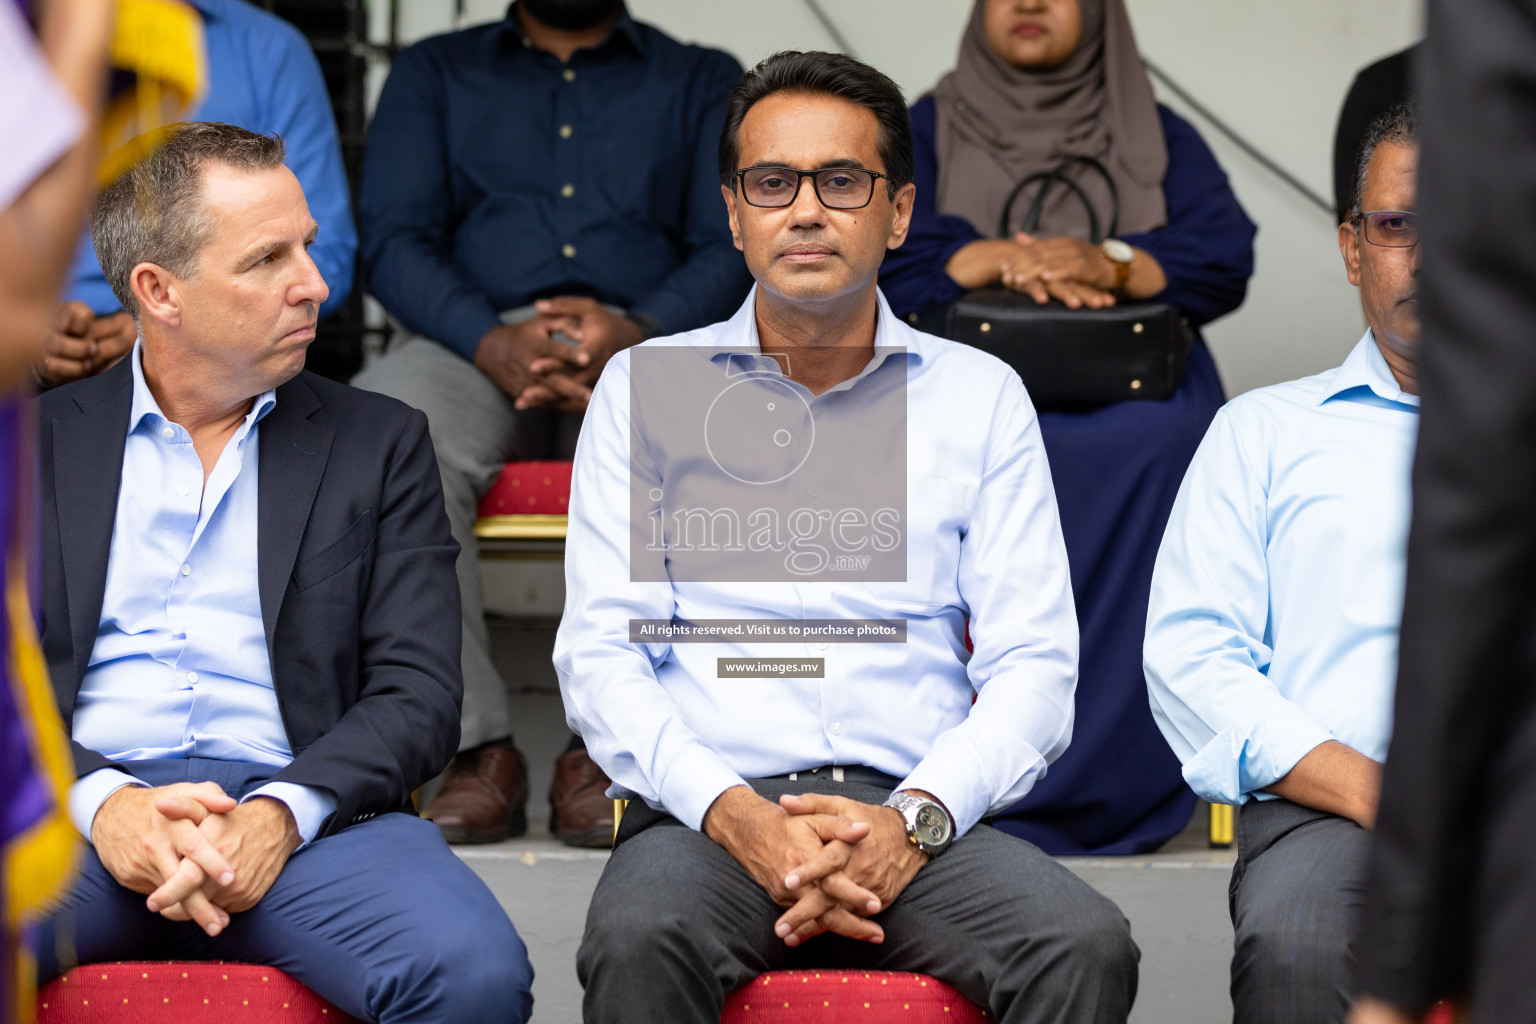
[[291, 510, 375, 591]]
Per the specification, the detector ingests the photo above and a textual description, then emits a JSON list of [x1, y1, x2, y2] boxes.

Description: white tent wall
[[370, 0, 1423, 397]]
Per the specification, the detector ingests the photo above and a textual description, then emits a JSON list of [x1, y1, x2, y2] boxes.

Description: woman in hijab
[[881, 0, 1256, 857]]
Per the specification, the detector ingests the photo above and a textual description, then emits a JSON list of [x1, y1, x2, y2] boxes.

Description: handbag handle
[[997, 155, 1120, 243]]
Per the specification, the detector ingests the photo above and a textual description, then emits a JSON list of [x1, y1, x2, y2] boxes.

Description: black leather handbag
[[913, 156, 1191, 408]]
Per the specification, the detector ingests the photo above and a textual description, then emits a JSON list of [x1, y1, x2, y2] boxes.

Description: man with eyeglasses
[[352, 0, 752, 849], [557, 50, 1137, 1024], [1144, 102, 1420, 1024]]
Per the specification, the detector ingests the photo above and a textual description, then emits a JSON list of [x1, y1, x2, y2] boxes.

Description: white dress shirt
[[554, 289, 1078, 836], [1145, 331, 1419, 805], [69, 345, 336, 843]]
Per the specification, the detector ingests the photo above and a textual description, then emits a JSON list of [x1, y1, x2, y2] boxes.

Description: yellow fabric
[[4, 559, 81, 1023], [99, 0, 208, 185]]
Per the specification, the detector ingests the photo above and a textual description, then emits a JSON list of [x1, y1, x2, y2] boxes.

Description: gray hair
[[1348, 102, 1418, 224], [91, 122, 287, 319]]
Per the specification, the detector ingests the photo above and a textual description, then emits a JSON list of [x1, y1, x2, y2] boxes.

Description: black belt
[[765, 765, 902, 789]]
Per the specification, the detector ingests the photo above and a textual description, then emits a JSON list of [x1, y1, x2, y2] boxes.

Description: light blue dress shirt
[[65, 0, 355, 317], [1144, 331, 1419, 805], [69, 344, 336, 843], [554, 289, 1079, 837]]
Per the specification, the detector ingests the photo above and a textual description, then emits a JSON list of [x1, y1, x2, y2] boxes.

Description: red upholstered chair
[[722, 970, 989, 1022], [37, 962, 358, 1023], [473, 460, 573, 548]]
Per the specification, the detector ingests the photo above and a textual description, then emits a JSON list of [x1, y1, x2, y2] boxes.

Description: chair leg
[[613, 798, 628, 845], [1208, 802, 1234, 848]]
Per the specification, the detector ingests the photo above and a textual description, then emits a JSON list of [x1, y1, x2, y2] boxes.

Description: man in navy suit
[[34, 123, 532, 1024]]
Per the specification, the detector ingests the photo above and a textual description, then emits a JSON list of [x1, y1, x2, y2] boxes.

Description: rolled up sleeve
[[1144, 409, 1333, 805]]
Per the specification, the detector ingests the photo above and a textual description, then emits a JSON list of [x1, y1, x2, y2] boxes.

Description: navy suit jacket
[[38, 357, 463, 839]]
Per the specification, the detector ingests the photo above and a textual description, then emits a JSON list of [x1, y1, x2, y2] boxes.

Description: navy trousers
[[37, 759, 533, 1024]]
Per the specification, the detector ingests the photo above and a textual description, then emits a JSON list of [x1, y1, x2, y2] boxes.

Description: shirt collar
[[499, 2, 647, 57], [129, 341, 278, 438], [1319, 329, 1420, 409], [706, 286, 926, 393]]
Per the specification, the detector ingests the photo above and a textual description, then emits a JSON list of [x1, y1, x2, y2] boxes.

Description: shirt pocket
[[291, 510, 375, 592], [864, 477, 974, 611]]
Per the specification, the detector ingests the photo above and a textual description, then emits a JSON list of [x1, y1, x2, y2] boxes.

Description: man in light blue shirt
[[559, 52, 1136, 1024], [34, 0, 356, 386], [1144, 104, 1420, 1024]]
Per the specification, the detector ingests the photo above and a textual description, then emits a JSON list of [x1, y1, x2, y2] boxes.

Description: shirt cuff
[[1182, 706, 1337, 805], [897, 751, 994, 839], [69, 768, 148, 842], [242, 782, 338, 847], [656, 744, 749, 832]]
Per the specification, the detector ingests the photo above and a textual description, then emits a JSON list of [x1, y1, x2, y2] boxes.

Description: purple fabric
[[2, 395, 51, 1020]]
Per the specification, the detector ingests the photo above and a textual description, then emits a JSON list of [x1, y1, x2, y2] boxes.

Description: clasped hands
[[35, 301, 137, 384], [472, 297, 642, 413], [996, 233, 1125, 310], [91, 781, 301, 938], [703, 786, 930, 948]]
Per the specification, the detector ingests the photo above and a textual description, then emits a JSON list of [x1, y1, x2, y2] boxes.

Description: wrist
[[242, 795, 302, 850], [703, 785, 768, 846], [626, 313, 663, 343]]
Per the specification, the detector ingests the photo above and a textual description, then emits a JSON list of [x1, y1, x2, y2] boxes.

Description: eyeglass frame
[[1351, 209, 1419, 248], [730, 165, 893, 210]]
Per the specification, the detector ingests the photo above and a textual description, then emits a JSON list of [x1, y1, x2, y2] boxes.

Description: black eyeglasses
[[1353, 209, 1418, 248], [732, 166, 889, 210]]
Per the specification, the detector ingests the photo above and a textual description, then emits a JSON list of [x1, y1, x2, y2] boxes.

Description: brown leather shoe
[[422, 741, 529, 844], [549, 748, 616, 848]]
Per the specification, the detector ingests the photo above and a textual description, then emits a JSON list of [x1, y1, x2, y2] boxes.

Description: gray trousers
[[579, 778, 1139, 1024], [352, 320, 582, 750], [1228, 798, 1370, 1024]]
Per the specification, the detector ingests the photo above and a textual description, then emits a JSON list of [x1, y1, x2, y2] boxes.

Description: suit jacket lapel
[[258, 374, 333, 664], [54, 359, 134, 693]]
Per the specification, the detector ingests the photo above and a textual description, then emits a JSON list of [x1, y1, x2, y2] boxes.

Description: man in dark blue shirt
[[353, 0, 750, 847]]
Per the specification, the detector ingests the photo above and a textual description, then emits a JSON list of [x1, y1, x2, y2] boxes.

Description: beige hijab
[[932, 0, 1168, 240]]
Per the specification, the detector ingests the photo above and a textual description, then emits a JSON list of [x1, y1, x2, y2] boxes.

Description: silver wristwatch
[[883, 791, 954, 858]]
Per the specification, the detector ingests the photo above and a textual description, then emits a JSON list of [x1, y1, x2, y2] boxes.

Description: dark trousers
[[1229, 799, 1370, 1024], [37, 759, 534, 1024], [578, 777, 1139, 1024]]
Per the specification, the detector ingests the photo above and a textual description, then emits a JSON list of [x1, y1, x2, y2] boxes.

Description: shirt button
[[160, 427, 174, 440], [562, 243, 576, 258], [562, 68, 576, 82], [176, 485, 189, 497], [559, 124, 573, 139], [808, 486, 820, 498], [560, 183, 575, 198], [831, 722, 841, 735], [187, 671, 199, 684], [817, 642, 828, 650], [180, 563, 191, 576]]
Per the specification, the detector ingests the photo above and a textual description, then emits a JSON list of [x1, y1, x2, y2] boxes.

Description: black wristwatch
[[883, 791, 954, 858], [627, 313, 664, 341]]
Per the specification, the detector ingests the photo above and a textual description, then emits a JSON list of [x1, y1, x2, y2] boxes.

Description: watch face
[[914, 804, 952, 847], [1102, 238, 1134, 263]]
